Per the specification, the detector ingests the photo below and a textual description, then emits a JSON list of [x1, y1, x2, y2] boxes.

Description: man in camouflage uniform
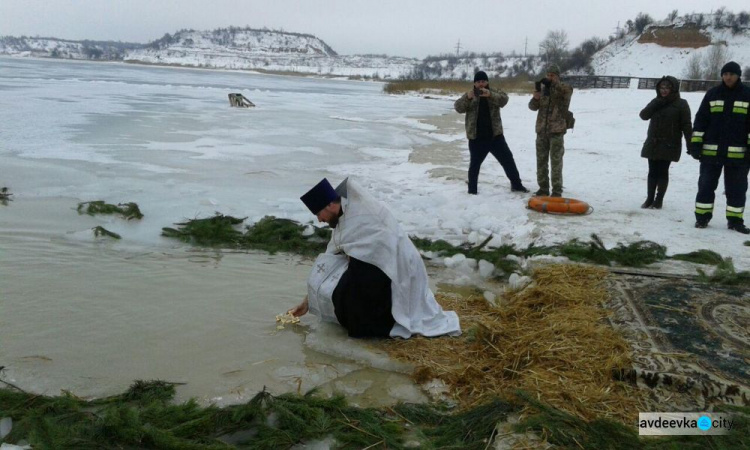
[[528, 64, 573, 197]]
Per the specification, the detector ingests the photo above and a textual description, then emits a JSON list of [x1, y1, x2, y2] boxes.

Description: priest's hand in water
[[289, 296, 309, 317]]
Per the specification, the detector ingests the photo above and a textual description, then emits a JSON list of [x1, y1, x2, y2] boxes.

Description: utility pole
[[524, 37, 528, 57], [455, 39, 462, 57]]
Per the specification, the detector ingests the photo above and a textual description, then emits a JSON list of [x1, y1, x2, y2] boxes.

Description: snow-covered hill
[[412, 54, 543, 80], [124, 27, 418, 79], [0, 27, 419, 79], [592, 16, 750, 78], [8, 15, 750, 82], [0, 36, 139, 60]]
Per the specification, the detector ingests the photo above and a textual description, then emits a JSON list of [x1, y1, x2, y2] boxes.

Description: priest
[[290, 177, 461, 339]]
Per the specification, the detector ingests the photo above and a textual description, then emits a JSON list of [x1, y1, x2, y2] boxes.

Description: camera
[[473, 87, 482, 97], [534, 81, 542, 91]]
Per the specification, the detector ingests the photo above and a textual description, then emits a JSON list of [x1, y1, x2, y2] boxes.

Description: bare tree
[[683, 44, 732, 80], [684, 54, 703, 79], [714, 7, 726, 27], [538, 29, 569, 65], [667, 10, 679, 23], [634, 13, 654, 33], [703, 44, 731, 79]]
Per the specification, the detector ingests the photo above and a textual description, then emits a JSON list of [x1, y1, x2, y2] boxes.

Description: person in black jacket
[[454, 71, 529, 195], [689, 61, 750, 234], [638, 76, 692, 209]]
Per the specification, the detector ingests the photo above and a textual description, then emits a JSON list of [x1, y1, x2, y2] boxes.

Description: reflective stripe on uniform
[[727, 146, 747, 158], [702, 144, 718, 156], [727, 205, 744, 219], [695, 202, 714, 215], [691, 131, 705, 143], [734, 101, 749, 114], [710, 100, 724, 113]]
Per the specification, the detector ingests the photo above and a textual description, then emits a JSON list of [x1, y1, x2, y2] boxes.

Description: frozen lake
[[0, 57, 447, 405], [1, 56, 748, 404]]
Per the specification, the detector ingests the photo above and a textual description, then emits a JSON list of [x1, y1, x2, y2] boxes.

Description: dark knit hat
[[473, 71, 489, 82], [546, 64, 561, 75], [720, 61, 741, 77], [300, 178, 338, 214]]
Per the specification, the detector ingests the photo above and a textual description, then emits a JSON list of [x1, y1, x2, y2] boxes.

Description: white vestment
[[307, 178, 461, 339]]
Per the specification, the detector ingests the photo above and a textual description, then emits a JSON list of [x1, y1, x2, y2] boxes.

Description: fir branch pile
[[92, 225, 122, 239], [162, 215, 330, 256], [413, 233, 750, 285], [1, 381, 746, 449], [413, 233, 671, 270], [77, 200, 144, 220]]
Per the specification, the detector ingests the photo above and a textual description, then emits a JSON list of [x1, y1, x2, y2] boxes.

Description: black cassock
[[332, 257, 395, 338]]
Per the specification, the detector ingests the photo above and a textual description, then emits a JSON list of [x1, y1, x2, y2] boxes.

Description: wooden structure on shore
[[228, 93, 255, 108], [562, 75, 632, 89], [638, 77, 720, 92]]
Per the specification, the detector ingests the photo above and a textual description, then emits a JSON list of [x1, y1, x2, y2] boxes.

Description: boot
[[641, 176, 656, 209], [651, 178, 668, 209], [728, 221, 750, 234]]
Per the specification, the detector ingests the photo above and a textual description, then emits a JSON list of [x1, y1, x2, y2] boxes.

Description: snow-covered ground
[[1, 56, 747, 269], [337, 87, 750, 272]]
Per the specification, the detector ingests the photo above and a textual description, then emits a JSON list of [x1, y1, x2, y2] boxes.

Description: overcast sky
[[1, 1, 748, 58]]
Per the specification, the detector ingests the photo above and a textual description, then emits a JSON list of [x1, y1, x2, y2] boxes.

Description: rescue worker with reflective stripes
[[689, 61, 750, 234]]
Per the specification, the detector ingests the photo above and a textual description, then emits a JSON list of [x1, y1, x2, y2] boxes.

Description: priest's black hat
[[301, 178, 338, 214]]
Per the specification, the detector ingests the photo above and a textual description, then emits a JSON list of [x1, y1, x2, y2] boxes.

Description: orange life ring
[[527, 196, 590, 215]]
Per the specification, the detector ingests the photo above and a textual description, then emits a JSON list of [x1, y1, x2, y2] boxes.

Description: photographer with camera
[[454, 70, 528, 195], [528, 64, 573, 197]]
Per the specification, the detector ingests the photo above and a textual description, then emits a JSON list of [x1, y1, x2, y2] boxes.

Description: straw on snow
[[376, 264, 648, 423]]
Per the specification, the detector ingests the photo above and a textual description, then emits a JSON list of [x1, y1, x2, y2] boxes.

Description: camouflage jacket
[[528, 81, 573, 134], [454, 88, 509, 139]]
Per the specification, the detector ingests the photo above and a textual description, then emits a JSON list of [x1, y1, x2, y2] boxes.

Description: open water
[[0, 57, 447, 405]]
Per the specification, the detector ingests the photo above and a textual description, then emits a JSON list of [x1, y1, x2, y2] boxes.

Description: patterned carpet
[[607, 275, 749, 410]]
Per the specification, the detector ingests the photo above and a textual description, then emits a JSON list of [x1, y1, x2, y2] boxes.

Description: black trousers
[[647, 159, 671, 181], [468, 135, 522, 194], [332, 257, 394, 338], [695, 162, 750, 224]]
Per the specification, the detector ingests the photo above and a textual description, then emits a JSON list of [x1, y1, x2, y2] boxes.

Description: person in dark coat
[[689, 61, 750, 233], [638, 75, 692, 209]]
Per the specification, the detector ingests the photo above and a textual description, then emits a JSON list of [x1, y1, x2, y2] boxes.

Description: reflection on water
[[0, 197, 423, 406]]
